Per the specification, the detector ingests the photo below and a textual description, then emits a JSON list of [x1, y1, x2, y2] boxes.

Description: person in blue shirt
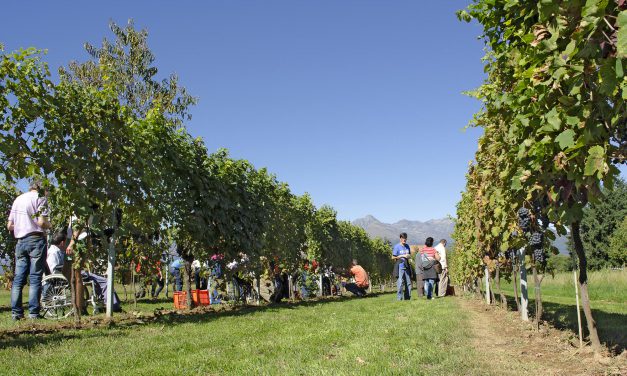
[[169, 257, 183, 292], [392, 232, 412, 300]]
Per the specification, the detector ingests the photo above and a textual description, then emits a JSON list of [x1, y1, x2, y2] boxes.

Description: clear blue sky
[[3, 1, 622, 223]]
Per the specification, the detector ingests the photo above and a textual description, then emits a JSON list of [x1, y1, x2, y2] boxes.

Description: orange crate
[[173, 291, 188, 309], [194, 289, 210, 306], [191, 289, 210, 306]]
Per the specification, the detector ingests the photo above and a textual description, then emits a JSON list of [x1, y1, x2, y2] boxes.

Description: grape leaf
[[583, 146, 606, 176], [617, 10, 627, 58], [555, 129, 576, 150]]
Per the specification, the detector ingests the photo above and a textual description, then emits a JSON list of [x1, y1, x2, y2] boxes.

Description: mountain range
[[352, 215, 570, 254], [352, 215, 454, 245]]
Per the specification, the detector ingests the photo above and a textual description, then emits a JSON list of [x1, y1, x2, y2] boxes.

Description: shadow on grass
[[502, 293, 626, 353], [0, 328, 129, 351], [0, 292, 389, 349]]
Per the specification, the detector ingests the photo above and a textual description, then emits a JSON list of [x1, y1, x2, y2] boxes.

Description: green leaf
[[545, 108, 562, 131], [617, 10, 627, 58], [616, 58, 624, 79], [599, 60, 618, 95], [583, 145, 606, 177], [555, 129, 575, 149]]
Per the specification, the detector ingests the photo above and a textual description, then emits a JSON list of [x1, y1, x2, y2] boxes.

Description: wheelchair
[[40, 272, 104, 319]]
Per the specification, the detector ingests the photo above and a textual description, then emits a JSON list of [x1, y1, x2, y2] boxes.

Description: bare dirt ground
[[459, 297, 626, 376]]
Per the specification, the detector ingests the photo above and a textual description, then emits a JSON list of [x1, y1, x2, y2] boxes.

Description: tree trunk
[[512, 260, 520, 312], [131, 262, 137, 309], [184, 260, 193, 309], [571, 221, 602, 352], [532, 264, 543, 329], [484, 265, 491, 304], [70, 265, 80, 324]]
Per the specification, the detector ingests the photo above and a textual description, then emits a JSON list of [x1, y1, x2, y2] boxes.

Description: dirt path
[[458, 297, 626, 376]]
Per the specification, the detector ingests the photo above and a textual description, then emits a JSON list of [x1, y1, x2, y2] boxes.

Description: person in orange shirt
[[344, 259, 369, 297]]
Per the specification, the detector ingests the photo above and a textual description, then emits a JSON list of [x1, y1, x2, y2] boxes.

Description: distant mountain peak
[[352, 215, 454, 245]]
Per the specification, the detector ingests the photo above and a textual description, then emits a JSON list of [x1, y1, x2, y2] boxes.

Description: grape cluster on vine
[[517, 207, 531, 233], [533, 248, 546, 264], [529, 231, 543, 249]]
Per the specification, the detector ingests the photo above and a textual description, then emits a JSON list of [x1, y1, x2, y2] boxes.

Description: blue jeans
[[397, 265, 411, 300], [424, 278, 435, 299], [171, 268, 183, 292], [11, 235, 46, 319]]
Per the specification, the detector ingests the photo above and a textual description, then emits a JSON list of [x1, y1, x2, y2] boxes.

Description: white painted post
[[573, 270, 583, 348], [318, 274, 323, 297], [518, 247, 529, 321], [256, 275, 261, 306], [484, 265, 490, 304], [106, 208, 117, 318], [164, 257, 169, 298]]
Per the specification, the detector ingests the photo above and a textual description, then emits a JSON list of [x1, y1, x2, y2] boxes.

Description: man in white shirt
[[7, 180, 51, 320], [47, 232, 67, 274], [435, 239, 448, 297]]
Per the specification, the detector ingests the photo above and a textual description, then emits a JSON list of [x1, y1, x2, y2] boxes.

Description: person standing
[[415, 248, 424, 298], [6, 180, 51, 320], [421, 237, 441, 300], [170, 257, 183, 292], [435, 239, 448, 297], [392, 233, 412, 300]]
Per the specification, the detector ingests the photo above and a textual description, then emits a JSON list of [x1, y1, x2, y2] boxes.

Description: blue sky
[[4, 1, 620, 223]]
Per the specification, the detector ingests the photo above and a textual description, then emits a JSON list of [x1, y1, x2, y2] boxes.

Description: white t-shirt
[[47, 244, 65, 273], [435, 243, 447, 269]]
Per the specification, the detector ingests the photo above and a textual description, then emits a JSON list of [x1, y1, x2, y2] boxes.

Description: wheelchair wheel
[[41, 274, 74, 319], [82, 282, 103, 315]]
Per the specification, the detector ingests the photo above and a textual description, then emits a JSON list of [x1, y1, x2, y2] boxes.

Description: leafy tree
[[579, 179, 627, 269], [608, 215, 627, 267], [456, 0, 627, 352]]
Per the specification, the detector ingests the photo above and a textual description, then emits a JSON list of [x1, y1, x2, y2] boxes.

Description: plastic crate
[[191, 289, 210, 306], [173, 291, 188, 309]]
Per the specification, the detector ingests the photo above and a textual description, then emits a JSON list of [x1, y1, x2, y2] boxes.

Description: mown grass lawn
[[0, 293, 498, 376]]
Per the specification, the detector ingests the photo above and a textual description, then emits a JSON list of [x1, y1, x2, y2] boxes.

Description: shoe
[[28, 315, 44, 320], [12, 316, 24, 321]]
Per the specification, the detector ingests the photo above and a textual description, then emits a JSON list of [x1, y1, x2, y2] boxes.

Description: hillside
[[352, 215, 454, 245]]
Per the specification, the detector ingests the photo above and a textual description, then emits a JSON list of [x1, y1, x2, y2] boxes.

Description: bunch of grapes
[[517, 207, 531, 233], [533, 248, 546, 264], [529, 231, 543, 249]]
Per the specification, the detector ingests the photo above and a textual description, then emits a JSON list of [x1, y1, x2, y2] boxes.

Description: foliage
[[579, 178, 627, 269], [455, 0, 627, 350], [608, 215, 627, 266], [0, 23, 396, 297]]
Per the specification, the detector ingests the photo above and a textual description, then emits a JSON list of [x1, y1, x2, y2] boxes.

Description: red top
[[422, 247, 437, 260]]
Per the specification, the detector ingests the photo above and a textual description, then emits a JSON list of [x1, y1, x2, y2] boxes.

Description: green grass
[[500, 269, 627, 351], [0, 293, 507, 375]]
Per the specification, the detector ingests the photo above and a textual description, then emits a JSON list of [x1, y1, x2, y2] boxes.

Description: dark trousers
[[415, 272, 424, 297], [345, 283, 367, 297], [152, 277, 164, 298]]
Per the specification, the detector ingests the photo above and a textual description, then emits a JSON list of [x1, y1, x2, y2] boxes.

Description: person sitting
[[46, 231, 67, 274], [344, 259, 369, 297]]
